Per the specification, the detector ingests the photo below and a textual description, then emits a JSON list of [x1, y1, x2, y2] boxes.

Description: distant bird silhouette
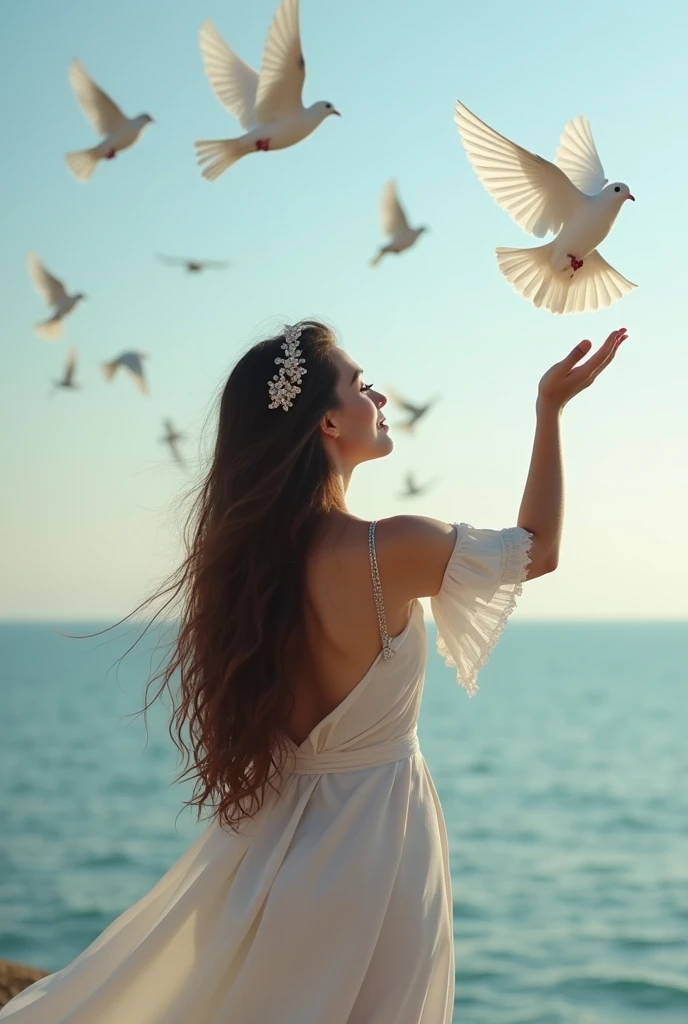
[[28, 253, 85, 340], [371, 181, 428, 267], [399, 472, 436, 499], [48, 347, 80, 397], [160, 418, 186, 466], [157, 254, 229, 273], [387, 388, 439, 432], [101, 351, 149, 395]]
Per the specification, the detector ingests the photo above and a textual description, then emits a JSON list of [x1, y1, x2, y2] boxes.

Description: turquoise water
[[1, 621, 687, 1023]]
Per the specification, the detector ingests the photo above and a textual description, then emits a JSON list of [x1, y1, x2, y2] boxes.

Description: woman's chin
[[377, 431, 394, 456]]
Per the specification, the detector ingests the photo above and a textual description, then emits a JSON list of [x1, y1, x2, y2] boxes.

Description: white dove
[[371, 181, 428, 267], [65, 59, 154, 182], [101, 352, 149, 395], [195, 0, 340, 181], [49, 347, 80, 397], [454, 101, 636, 315], [28, 252, 85, 340], [160, 418, 186, 466]]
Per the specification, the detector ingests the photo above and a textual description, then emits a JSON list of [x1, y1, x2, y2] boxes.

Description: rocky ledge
[[0, 959, 49, 1010]]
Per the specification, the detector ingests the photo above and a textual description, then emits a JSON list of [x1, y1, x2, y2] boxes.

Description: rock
[[0, 959, 49, 1010]]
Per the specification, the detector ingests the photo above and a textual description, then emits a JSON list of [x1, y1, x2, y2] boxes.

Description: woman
[[2, 320, 627, 1023]]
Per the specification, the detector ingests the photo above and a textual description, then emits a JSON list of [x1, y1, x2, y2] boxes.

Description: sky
[[1, 0, 687, 621]]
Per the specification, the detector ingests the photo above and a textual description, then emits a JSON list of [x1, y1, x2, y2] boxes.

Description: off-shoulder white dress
[[1, 522, 532, 1024]]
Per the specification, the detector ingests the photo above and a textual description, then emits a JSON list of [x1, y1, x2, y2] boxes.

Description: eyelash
[[361, 382, 374, 392]]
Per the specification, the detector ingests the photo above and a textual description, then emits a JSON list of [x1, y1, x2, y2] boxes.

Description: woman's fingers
[[576, 329, 627, 378], [589, 331, 627, 379]]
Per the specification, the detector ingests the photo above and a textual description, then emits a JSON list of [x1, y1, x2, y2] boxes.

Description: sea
[[1, 621, 687, 1023]]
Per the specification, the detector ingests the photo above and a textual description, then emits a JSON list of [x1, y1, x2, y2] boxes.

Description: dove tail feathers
[[496, 242, 569, 314], [65, 148, 100, 182], [194, 138, 246, 181], [496, 244, 636, 315], [34, 317, 64, 341]]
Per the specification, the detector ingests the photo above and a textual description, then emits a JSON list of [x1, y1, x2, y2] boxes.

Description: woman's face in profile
[[322, 348, 393, 467]]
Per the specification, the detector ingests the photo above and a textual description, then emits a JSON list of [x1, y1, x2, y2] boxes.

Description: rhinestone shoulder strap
[[368, 521, 395, 661]]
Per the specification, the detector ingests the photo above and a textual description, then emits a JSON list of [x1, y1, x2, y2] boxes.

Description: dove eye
[[325, 103, 332, 109], [614, 186, 621, 192]]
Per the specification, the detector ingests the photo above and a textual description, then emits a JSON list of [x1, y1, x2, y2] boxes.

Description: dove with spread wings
[[65, 59, 153, 182], [371, 181, 428, 267], [454, 101, 636, 315], [195, 0, 340, 181], [28, 253, 85, 340]]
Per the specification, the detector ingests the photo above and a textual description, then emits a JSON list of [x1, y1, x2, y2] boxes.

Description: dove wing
[[122, 355, 148, 395], [387, 386, 417, 415], [253, 0, 305, 126], [64, 347, 77, 382], [554, 116, 608, 195], [199, 21, 259, 131], [380, 181, 411, 238], [455, 101, 585, 238], [157, 254, 187, 266], [28, 253, 68, 307], [69, 60, 126, 136]]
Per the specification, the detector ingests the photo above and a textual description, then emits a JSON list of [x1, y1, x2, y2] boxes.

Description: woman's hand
[[537, 328, 628, 411]]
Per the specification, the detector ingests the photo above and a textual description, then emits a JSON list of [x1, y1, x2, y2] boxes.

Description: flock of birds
[[28, 0, 636, 478]]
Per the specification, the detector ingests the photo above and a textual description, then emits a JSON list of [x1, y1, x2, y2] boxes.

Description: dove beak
[[626, 194, 635, 202], [331, 109, 341, 117]]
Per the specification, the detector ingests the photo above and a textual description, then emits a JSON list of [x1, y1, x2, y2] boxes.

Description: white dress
[[1, 522, 532, 1024]]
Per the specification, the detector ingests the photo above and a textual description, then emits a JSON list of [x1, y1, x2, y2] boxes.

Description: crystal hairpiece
[[267, 324, 307, 411]]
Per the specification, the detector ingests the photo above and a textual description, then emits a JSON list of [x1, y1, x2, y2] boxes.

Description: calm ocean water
[[1, 621, 687, 1023]]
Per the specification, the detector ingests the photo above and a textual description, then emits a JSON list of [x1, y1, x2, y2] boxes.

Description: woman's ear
[[320, 411, 339, 439]]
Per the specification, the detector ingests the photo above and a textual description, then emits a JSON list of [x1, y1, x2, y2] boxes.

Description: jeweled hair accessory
[[267, 324, 307, 411]]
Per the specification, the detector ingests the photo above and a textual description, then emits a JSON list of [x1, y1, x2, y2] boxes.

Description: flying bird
[[454, 101, 636, 314], [195, 0, 340, 181], [28, 253, 85, 340], [371, 181, 428, 267], [101, 351, 149, 395], [387, 388, 438, 432], [49, 347, 80, 396], [399, 472, 436, 499], [157, 254, 229, 273], [65, 59, 154, 181], [160, 419, 187, 467]]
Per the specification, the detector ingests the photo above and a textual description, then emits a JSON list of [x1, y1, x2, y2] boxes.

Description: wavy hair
[[120, 321, 343, 829]]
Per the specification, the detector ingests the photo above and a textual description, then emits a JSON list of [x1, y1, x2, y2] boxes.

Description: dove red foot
[[194, 0, 340, 181], [455, 101, 636, 314]]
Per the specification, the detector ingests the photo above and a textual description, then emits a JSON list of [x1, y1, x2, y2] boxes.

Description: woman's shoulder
[[374, 515, 457, 600]]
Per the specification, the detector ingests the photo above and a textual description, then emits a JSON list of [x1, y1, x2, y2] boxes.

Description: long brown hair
[[124, 322, 344, 829]]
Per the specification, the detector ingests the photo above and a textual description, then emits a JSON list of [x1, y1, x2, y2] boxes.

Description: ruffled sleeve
[[430, 523, 533, 696]]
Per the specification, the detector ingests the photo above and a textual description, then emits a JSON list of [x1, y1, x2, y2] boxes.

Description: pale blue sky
[[2, 0, 687, 620]]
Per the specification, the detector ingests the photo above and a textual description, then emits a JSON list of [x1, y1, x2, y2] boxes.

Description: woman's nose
[[376, 391, 387, 409]]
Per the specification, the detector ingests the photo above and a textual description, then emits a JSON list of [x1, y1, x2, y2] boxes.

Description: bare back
[[286, 516, 414, 746]]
